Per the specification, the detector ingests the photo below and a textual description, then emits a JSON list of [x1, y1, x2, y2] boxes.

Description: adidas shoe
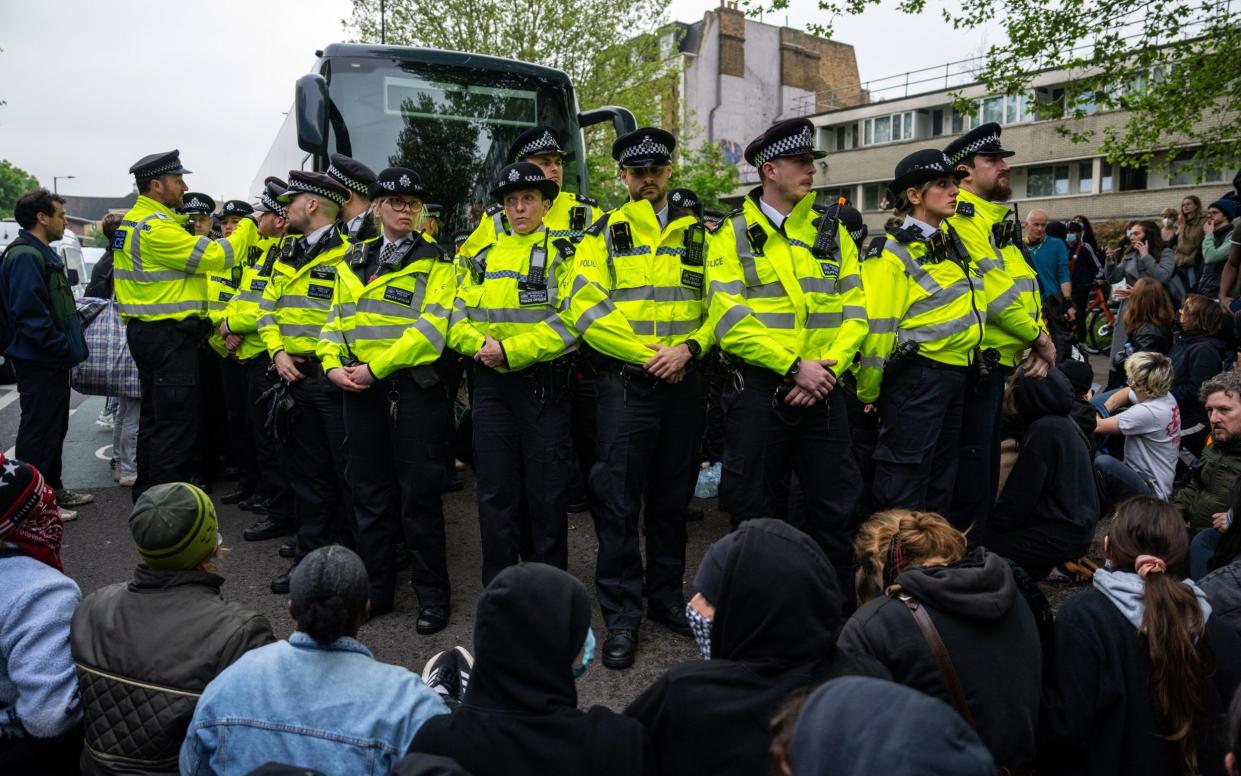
[[422, 650, 461, 701]]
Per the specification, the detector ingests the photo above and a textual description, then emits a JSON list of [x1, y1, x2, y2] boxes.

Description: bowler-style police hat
[[490, 162, 560, 203], [372, 167, 430, 201], [179, 192, 215, 215], [886, 149, 967, 202], [219, 200, 253, 219]]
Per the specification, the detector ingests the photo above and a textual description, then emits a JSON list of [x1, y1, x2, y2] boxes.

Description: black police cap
[[425, 203, 444, 218], [278, 171, 351, 207], [509, 126, 570, 163], [179, 192, 215, 215], [219, 200, 253, 218], [490, 162, 560, 203], [669, 188, 703, 219], [612, 127, 676, 167], [327, 153, 378, 198], [943, 122, 1016, 166], [255, 177, 288, 215], [744, 118, 826, 167], [130, 149, 191, 179], [372, 167, 430, 201], [887, 149, 967, 202]]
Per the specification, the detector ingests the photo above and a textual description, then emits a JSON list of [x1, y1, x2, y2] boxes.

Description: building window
[[982, 96, 1005, 125], [1027, 164, 1070, 198], [1101, 164, 1114, 193], [1169, 152, 1226, 186], [819, 186, 854, 207], [1119, 164, 1148, 192], [862, 182, 886, 211], [835, 126, 846, 152], [932, 109, 944, 136], [863, 112, 914, 146], [1078, 161, 1094, 194]]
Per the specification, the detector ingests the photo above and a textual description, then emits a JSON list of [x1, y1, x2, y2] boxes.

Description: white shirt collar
[[382, 232, 413, 249], [304, 223, 334, 247], [758, 197, 788, 230], [901, 215, 939, 238], [655, 204, 669, 230]]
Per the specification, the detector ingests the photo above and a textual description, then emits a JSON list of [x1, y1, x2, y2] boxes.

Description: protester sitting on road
[[1198, 481, 1241, 641], [839, 509, 1041, 771], [181, 545, 447, 775], [775, 676, 994, 776], [1039, 496, 1241, 776], [71, 482, 274, 775], [1108, 277, 1175, 388], [1093, 352, 1181, 503], [411, 562, 646, 776], [1181, 371, 1241, 578], [989, 369, 1100, 580], [1058, 359, 1099, 439], [1171, 295, 1231, 456], [0, 456, 81, 776], [624, 519, 885, 776]]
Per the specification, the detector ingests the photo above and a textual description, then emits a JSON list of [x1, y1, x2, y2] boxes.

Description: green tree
[[672, 135, 742, 213], [0, 159, 39, 219], [753, 0, 1241, 176]]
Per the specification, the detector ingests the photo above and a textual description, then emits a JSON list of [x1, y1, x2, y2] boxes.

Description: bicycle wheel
[[1083, 309, 1112, 354]]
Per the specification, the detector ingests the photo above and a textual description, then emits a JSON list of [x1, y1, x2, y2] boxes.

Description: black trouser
[[872, 358, 969, 515], [219, 356, 256, 491], [840, 370, 879, 517], [285, 361, 351, 562], [986, 522, 1093, 581], [195, 347, 228, 481], [951, 364, 1014, 539], [472, 363, 572, 586], [344, 371, 451, 609], [437, 353, 466, 481], [12, 358, 70, 490], [569, 351, 599, 504], [245, 355, 292, 520], [1070, 283, 1091, 340], [126, 318, 207, 501], [591, 365, 705, 630], [719, 365, 860, 594], [700, 351, 728, 463]]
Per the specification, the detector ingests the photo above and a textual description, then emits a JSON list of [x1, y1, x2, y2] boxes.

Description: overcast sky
[[0, 0, 995, 201]]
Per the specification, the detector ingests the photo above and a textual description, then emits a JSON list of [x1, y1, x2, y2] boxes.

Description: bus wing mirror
[[295, 74, 329, 155], [579, 106, 637, 139]]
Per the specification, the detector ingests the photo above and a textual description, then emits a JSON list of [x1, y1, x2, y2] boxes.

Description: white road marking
[[4, 405, 80, 458]]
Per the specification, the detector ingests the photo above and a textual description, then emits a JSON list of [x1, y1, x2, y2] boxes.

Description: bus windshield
[[324, 55, 584, 237]]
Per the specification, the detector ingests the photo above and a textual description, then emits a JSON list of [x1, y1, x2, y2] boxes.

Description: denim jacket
[[179, 632, 448, 776]]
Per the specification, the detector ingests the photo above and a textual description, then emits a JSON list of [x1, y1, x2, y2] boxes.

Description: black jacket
[[992, 370, 1099, 540], [1201, 560, 1241, 645], [411, 564, 649, 776], [69, 567, 274, 775], [1170, 334, 1229, 436], [85, 248, 115, 299], [625, 519, 887, 776], [837, 549, 1042, 769], [1127, 321, 1174, 357], [1039, 588, 1241, 776]]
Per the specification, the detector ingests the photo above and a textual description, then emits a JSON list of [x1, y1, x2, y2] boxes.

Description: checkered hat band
[[291, 181, 346, 205], [327, 166, 367, 195], [519, 131, 561, 159], [140, 159, 182, 177], [621, 137, 670, 162], [260, 193, 286, 216], [184, 197, 208, 211], [948, 133, 1000, 165], [754, 127, 815, 166]]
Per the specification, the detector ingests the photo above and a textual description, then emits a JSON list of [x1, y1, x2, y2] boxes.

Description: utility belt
[[386, 364, 442, 390], [290, 355, 321, 376], [130, 315, 212, 343], [502, 354, 576, 395]]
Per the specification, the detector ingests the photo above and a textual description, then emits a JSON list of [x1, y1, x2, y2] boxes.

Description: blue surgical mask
[[572, 628, 596, 678], [1067, 233, 1078, 245]]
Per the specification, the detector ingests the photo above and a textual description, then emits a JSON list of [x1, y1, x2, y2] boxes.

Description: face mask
[[1125, 228, 1134, 239], [1066, 233, 1078, 245], [572, 628, 596, 678], [686, 602, 712, 660], [1163, 217, 1174, 227]]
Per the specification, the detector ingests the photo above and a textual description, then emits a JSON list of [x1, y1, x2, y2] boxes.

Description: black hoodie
[[625, 519, 887, 776], [837, 548, 1042, 769], [410, 564, 648, 776], [991, 369, 1100, 540]]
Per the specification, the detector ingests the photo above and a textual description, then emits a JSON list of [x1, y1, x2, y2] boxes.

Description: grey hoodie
[[1092, 568, 1212, 629]]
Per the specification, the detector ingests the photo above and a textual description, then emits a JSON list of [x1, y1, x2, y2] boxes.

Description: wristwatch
[[785, 357, 801, 379], [684, 340, 702, 359]]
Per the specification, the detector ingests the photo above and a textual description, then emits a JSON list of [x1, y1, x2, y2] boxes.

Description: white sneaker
[[95, 412, 115, 429], [453, 645, 474, 697], [117, 473, 137, 487], [59, 507, 78, 522]]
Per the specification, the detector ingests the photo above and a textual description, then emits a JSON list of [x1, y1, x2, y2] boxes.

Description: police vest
[[456, 190, 601, 259], [256, 229, 351, 357]]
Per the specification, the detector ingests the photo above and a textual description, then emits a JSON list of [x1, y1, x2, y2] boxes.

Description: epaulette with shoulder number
[[584, 212, 611, 237], [709, 207, 744, 234], [552, 237, 576, 258], [887, 226, 923, 245], [573, 192, 598, 208], [864, 235, 887, 260], [433, 243, 452, 263], [484, 203, 503, 216], [955, 201, 975, 218]]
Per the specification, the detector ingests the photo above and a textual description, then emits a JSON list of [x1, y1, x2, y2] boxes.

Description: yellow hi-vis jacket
[[206, 238, 273, 357], [317, 232, 456, 378], [854, 223, 987, 403], [948, 188, 1045, 367], [256, 228, 351, 357], [223, 235, 299, 361], [447, 226, 578, 371], [113, 194, 259, 322], [569, 199, 713, 365], [706, 191, 868, 375], [456, 191, 601, 258]]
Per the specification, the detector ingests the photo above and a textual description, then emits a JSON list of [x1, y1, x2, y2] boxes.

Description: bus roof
[[318, 43, 572, 83]]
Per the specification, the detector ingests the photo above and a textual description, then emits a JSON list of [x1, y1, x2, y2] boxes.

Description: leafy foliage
[[0, 159, 39, 220]]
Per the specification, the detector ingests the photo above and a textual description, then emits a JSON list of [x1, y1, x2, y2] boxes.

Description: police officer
[[448, 162, 579, 586], [179, 192, 216, 236], [327, 153, 379, 239], [114, 150, 261, 499], [218, 199, 254, 237], [318, 166, 457, 631], [257, 170, 355, 593], [220, 178, 297, 539], [943, 123, 1055, 537], [854, 150, 984, 514], [706, 119, 868, 594], [569, 128, 708, 668]]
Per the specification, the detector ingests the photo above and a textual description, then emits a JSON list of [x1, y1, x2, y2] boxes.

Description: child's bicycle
[[1082, 282, 1118, 355]]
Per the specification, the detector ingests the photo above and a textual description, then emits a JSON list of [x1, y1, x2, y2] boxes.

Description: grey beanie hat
[[289, 545, 369, 614]]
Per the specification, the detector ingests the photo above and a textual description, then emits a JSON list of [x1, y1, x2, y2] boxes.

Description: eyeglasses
[[385, 199, 421, 212]]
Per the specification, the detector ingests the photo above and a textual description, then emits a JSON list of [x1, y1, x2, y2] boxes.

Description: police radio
[[811, 214, 840, 260], [610, 222, 634, 253], [569, 205, 588, 235], [683, 224, 706, 266]]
